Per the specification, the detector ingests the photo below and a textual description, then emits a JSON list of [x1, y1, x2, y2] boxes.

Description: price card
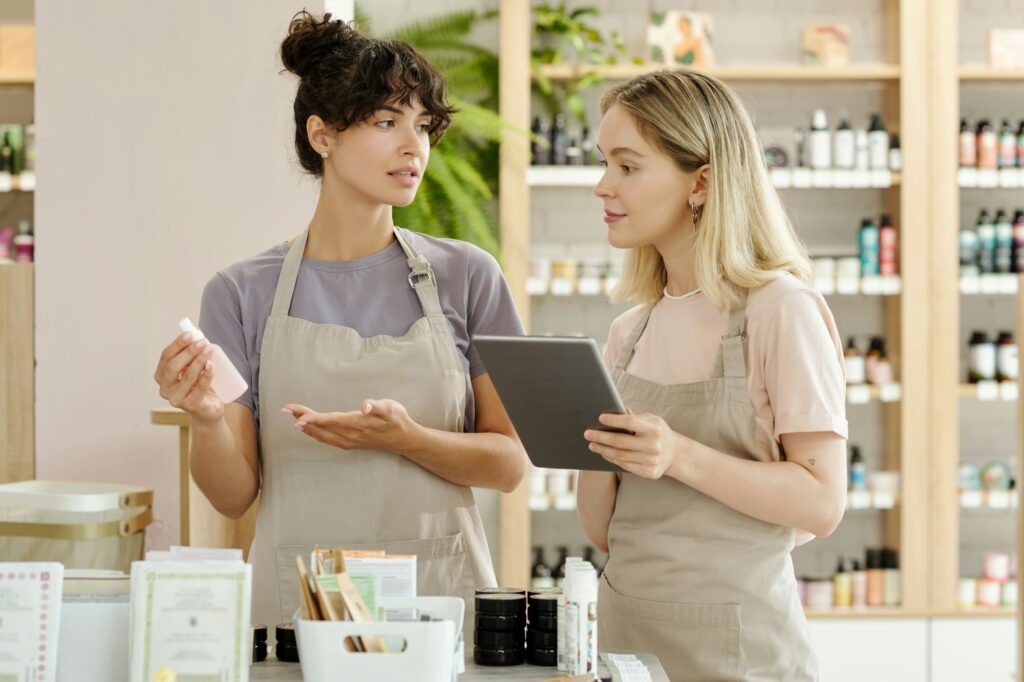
[[998, 274, 1018, 294], [577, 277, 602, 296], [832, 169, 852, 188], [812, 169, 833, 188], [852, 169, 871, 187], [980, 275, 1001, 294], [961, 490, 983, 508], [17, 172, 35, 191], [988, 490, 1011, 509], [837, 277, 860, 295], [880, 383, 902, 402], [792, 168, 813, 188], [770, 168, 792, 188], [999, 169, 1020, 188], [960, 275, 981, 294], [550, 279, 574, 296], [999, 382, 1019, 401], [848, 490, 871, 509], [958, 167, 978, 187], [554, 493, 576, 511], [979, 169, 999, 187], [526, 277, 549, 296], [0, 563, 63, 682], [528, 495, 550, 511], [870, 169, 892, 187], [881, 276, 902, 295], [872, 492, 897, 509], [861, 276, 882, 295], [847, 384, 871, 405], [977, 380, 1000, 401], [0, 173, 12, 192]]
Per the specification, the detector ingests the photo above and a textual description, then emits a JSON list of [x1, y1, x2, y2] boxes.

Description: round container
[[1002, 579, 1019, 607], [528, 613, 557, 632], [526, 647, 557, 667], [476, 593, 527, 615], [275, 623, 299, 663], [527, 592, 560, 618], [474, 645, 525, 667], [476, 611, 526, 632], [978, 578, 1002, 607], [475, 628, 525, 650], [957, 578, 978, 609], [805, 578, 834, 611], [958, 463, 982, 491], [252, 625, 268, 663], [547, 470, 571, 495], [981, 462, 1013, 491], [527, 628, 557, 649], [983, 552, 1011, 582], [476, 587, 527, 596]]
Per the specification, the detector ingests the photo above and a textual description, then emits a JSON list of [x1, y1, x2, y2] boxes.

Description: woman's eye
[[621, 165, 634, 175], [376, 119, 396, 129], [417, 123, 431, 133], [598, 158, 607, 167]]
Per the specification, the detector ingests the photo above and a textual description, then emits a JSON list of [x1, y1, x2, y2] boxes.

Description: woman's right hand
[[154, 332, 224, 425]]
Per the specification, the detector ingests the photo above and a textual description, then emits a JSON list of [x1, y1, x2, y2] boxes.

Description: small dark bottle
[[550, 114, 568, 166], [530, 546, 553, 589], [553, 546, 570, 586], [581, 126, 596, 165], [531, 116, 550, 165]]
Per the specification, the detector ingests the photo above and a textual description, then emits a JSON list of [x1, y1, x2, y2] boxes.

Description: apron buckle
[[408, 269, 436, 290]]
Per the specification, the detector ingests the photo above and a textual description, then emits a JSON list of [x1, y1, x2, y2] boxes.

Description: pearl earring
[[319, 150, 328, 160]]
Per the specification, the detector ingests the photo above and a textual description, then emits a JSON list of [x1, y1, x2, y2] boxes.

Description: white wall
[[34, 1, 323, 548]]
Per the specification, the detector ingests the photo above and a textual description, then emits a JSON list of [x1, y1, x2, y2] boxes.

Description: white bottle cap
[[812, 109, 828, 130], [178, 317, 206, 341]]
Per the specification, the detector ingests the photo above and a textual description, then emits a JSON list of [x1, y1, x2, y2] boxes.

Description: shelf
[[527, 165, 901, 189], [151, 407, 190, 427], [0, 68, 33, 86], [0, 172, 35, 193], [957, 382, 1019, 401], [959, 489, 1019, 510], [957, 167, 1024, 188], [536, 63, 901, 83], [959, 275, 1018, 295], [959, 66, 1024, 81], [846, 383, 902, 405], [805, 607, 926, 619]]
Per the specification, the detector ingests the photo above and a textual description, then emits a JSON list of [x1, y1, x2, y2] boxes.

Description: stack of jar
[[0, 220, 33, 264], [800, 548, 901, 611], [811, 215, 900, 296], [526, 589, 559, 666], [967, 330, 1018, 383], [475, 588, 527, 666], [958, 553, 1019, 609]]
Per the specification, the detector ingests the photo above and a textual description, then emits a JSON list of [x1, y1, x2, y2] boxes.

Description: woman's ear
[[689, 163, 710, 208], [306, 115, 334, 157]]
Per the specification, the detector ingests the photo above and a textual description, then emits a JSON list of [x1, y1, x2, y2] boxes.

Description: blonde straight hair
[[601, 69, 812, 310]]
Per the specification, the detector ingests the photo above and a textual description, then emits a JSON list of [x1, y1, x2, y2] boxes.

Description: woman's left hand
[[282, 399, 419, 453], [584, 411, 682, 480]]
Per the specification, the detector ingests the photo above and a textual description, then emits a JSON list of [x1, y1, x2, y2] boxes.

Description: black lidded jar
[[275, 623, 299, 663], [252, 625, 268, 663]]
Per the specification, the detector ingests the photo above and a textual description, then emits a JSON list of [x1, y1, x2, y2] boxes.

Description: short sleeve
[[762, 289, 848, 441], [466, 249, 525, 377], [198, 272, 254, 411]]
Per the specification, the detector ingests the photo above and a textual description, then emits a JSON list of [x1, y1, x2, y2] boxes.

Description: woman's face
[[593, 104, 699, 250], [319, 97, 433, 207]]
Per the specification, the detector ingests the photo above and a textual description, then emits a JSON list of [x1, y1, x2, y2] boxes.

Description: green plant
[[357, 6, 506, 257], [531, 2, 641, 126]]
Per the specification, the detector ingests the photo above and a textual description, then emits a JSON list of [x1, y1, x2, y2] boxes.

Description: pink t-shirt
[[604, 273, 848, 462]]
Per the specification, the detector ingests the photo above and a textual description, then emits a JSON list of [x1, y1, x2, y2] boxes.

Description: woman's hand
[[282, 399, 420, 453], [154, 331, 225, 426], [583, 411, 685, 480]]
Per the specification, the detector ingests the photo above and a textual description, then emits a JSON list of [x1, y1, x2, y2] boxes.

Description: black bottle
[[530, 546, 553, 589], [581, 126, 595, 165], [550, 114, 568, 166], [531, 116, 550, 165], [553, 546, 570, 586], [0, 132, 12, 174]]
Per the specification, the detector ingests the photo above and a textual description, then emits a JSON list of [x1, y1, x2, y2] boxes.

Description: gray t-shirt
[[198, 228, 524, 433]]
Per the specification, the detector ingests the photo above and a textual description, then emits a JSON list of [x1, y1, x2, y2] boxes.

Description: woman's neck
[[657, 229, 699, 296], [304, 174, 396, 261]]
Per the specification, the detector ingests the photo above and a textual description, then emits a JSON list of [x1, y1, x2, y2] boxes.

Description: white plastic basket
[[0, 481, 152, 571], [295, 596, 464, 682]]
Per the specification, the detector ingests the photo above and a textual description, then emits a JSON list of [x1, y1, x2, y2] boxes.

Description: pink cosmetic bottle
[[178, 318, 248, 403]]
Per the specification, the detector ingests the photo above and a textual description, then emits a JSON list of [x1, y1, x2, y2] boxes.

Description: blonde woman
[[577, 70, 848, 681]]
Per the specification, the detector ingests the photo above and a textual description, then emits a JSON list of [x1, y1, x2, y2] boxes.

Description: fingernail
[[589, 443, 597, 451], [182, 332, 193, 343], [202, 346, 214, 357], [584, 431, 592, 439], [281, 408, 293, 415], [194, 339, 208, 350], [205, 362, 212, 372], [294, 422, 305, 430]]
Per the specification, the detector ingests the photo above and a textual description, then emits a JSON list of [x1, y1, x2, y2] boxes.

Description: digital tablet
[[473, 335, 628, 472]]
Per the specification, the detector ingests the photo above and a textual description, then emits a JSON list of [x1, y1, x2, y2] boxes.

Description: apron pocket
[[600, 575, 742, 682], [273, 534, 472, 623]]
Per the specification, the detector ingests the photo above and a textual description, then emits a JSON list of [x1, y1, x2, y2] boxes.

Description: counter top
[[251, 650, 668, 681]]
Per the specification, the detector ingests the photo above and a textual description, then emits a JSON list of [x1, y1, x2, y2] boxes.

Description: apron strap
[[715, 289, 749, 379], [269, 227, 445, 319], [393, 227, 444, 318], [613, 304, 655, 372]]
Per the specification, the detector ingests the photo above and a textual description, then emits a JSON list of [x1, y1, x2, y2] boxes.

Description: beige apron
[[250, 226, 496, 629], [599, 291, 818, 682]]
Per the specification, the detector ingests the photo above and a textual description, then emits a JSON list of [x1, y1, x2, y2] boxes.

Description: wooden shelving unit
[[538, 63, 902, 83], [496, 0, 933, 612]]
